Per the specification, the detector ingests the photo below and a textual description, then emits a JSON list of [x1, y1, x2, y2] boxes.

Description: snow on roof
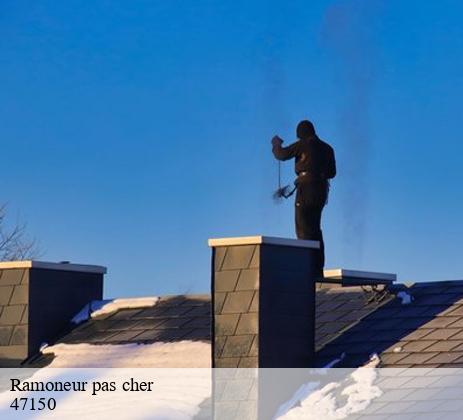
[[11, 340, 211, 418], [71, 297, 159, 324], [1, 366, 210, 420], [275, 361, 382, 419], [23, 369, 210, 420], [397, 290, 413, 305], [41, 341, 210, 368]]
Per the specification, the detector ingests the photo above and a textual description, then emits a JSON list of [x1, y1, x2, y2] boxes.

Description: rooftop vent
[[323, 269, 396, 287]]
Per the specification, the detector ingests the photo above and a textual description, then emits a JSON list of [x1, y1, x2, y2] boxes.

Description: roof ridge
[[399, 280, 463, 288]]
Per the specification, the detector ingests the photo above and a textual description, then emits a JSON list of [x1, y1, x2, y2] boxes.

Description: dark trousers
[[295, 184, 326, 276]]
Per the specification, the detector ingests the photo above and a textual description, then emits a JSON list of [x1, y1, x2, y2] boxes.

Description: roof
[[58, 294, 210, 345], [29, 294, 211, 367], [316, 281, 463, 368], [314, 282, 393, 351], [29, 280, 463, 368]]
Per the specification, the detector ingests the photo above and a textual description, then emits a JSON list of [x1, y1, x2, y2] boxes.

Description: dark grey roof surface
[[314, 283, 393, 351], [59, 294, 211, 345], [47, 284, 388, 348], [31, 280, 463, 368], [316, 281, 463, 368]]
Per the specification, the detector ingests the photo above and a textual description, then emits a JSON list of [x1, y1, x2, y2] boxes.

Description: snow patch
[[71, 300, 110, 324], [42, 341, 211, 368], [71, 297, 159, 324], [1, 367, 211, 420], [275, 359, 382, 419], [397, 291, 413, 305], [274, 353, 347, 418], [273, 381, 321, 419], [1, 342, 212, 419], [366, 353, 381, 367], [324, 352, 346, 369]]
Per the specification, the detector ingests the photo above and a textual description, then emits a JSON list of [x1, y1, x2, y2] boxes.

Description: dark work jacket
[[272, 135, 336, 206]]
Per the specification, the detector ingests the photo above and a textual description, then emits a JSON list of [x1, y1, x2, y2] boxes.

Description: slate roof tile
[[422, 352, 463, 365], [105, 309, 144, 320], [369, 318, 405, 331], [400, 329, 435, 341], [151, 305, 196, 317], [388, 306, 430, 318], [424, 373, 463, 387], [449, 343, 463, 352], [123, 307, 162, 319], [339, 309, 373, 322], [422, 340, 463, 353], [376, 388, 415, 402], [365, 307, 403, 320], [130, 318, 169, 329], [445, 330, 463, 340], [446, 305, 463, 316], [435, 362, 463, 368], [404, 399, 446, 414], [182, 317, 210, 329], [420, 329, 461, 340], [103, 330, 145, 343], [130, 329, 166, 341], [420, 316, 461, 329], [444, 318, 463, 328], [414, 294, 459, 306], [154, 317, 193, 329], [182, 328, 210, 340], [315, 310, 348, 323], [401, 340, 437, 352], [379, 352, 411, 365], [106, 320, 148, 331], [400, 387, 443, 401], [374, 400, 416, 415], [435, 304, 463, 316], [419, 305, 452, 317], [396, 352, 440, 365], [85, 331, 120, 343], [315, 299, 347, 312], [412, 285, 453, 295], [316, 321, 352, 335]]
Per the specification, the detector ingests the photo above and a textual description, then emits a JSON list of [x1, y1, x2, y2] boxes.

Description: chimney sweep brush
[[273, 161, 296, 202]]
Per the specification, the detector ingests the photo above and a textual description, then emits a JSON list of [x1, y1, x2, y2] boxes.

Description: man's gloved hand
[[271, 135, 283, 147]]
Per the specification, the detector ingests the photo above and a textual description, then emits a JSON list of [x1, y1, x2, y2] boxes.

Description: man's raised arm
[[271, 136, 299, 161]]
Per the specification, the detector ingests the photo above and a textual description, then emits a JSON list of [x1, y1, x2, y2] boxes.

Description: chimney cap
[[208, 235, 320, 249], [0, 260, 107, 274]]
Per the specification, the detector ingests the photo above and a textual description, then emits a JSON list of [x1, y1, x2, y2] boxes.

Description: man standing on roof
[[272, 120, 336, 278]]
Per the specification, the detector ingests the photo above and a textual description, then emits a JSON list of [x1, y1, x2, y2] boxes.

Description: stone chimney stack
[[0, 261, 105, 366], [208, 236, 319, 368]]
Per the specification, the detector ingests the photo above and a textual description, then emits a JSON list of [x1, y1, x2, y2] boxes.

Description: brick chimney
[[208, 236, 319, 368], [0, 261, 105, 366]]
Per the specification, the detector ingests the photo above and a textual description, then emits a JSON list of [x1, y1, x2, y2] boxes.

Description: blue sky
[[1, 0, 462, 297]]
